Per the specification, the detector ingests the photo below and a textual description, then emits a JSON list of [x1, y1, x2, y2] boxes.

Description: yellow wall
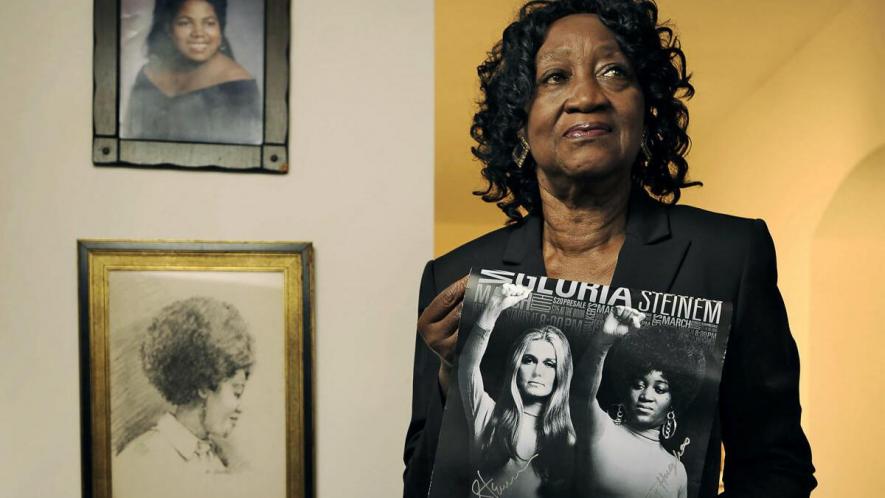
[[810, 146, 885, 496], [435, 0, 525, 252], [680, 2, 885, 493], [436, 0, 885, 495]]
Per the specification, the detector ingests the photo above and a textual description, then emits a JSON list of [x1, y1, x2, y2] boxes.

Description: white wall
[[0, 1, 434, 497]]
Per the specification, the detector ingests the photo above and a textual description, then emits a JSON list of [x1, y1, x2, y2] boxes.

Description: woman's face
[[169, 0, 222, 63], [516, 339, 557, 400], [525, 14, 644, 190], [202, 368, 247, 438], [626, 369, 672, 429]]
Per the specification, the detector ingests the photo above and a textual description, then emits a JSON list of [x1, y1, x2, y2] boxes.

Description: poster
[[430, 268, 731, 498]]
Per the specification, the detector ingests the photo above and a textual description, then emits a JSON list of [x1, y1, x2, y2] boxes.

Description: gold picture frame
[[78, 240, 314, 498]]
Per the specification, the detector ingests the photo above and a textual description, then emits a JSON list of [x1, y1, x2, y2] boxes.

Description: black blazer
[[403, 191, 815, 498]]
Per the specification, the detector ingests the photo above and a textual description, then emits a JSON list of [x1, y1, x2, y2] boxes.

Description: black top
[[403, 190, 816, 498], [124, 68, 262, 145]]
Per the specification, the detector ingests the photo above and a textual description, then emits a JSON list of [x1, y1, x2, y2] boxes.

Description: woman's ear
[[197, 387, 210, 400]]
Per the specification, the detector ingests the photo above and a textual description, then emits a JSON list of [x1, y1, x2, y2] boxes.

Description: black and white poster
[[429, 269, 732, 498]]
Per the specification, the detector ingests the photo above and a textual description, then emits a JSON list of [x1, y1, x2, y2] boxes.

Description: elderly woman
[[405, 1, 815, 497], [124, 0, 261, 144], [114, 296, 254, 488], [460, 284, 575, 497]]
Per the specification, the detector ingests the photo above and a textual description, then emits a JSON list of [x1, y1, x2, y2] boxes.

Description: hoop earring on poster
[[512, 136, 530, 169], [614, 404, 625, 425], [661, 410, 677, 439]]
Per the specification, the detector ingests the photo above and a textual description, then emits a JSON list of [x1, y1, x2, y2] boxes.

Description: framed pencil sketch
[[78, 240, 313, 498], [93, 0, 290, 172]]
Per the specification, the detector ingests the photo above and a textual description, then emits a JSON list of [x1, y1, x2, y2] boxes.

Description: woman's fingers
[[630, 311, 645, 328], [419, 276, 467, 325], [502, 283, 531, 299], [436, 299, 463, 335], [422, 302, 462, 365], [495, 283, 531, 310], [601, 305, 646, 341], [418, 276, 468, 364], [602, 312, 626, 337], [434, 324, 460, 366], [613, 305, 646, 328]]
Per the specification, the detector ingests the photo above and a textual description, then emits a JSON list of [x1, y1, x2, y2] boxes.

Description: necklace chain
[[626, 426, 660, 443]]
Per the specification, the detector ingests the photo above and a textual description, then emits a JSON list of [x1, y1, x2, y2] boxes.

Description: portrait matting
[[78, 240, 314, 498], [93, 0, 290, 172]]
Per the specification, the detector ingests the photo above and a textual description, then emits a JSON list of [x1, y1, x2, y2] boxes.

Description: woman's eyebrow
[[537, 47, 572, 64], [593, 42, 623, 57], [537, 42, 624, 64], [174, 14, 218, 21]]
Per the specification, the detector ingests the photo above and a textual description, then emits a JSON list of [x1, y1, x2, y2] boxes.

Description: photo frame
[[78, 240, 313, 498], [93, 0, 290, 172]]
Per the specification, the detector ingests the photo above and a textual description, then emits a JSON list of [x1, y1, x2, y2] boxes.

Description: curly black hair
[[605, 325, 706, 416], [471, 0, 699, 222], [141, 296, 254, 406]]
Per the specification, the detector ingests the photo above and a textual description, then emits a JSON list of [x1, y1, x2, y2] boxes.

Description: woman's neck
[[522, 400, 544, 417], [174, 403, 208, 439], [146, 52, 225, 96], [625, 424, 662, 443], [538, 172, 631, 284]]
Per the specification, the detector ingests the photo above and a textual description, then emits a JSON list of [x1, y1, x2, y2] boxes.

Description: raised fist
[[599, 305, 645, 345]]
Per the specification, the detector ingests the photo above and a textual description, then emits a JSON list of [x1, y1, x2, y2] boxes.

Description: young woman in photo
[[124, 0, 261, 144]]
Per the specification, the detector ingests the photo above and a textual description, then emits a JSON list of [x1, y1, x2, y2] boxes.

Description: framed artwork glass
[[78, 240, 313, 498], [93, 0, 290, 172]]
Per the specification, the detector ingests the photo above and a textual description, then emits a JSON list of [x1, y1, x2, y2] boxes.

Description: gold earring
[[512, 136, 530, 168]]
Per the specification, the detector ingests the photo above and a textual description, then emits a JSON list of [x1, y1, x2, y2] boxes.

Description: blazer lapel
[[611, 190, 689, 293], [501, 213, 547, 276]]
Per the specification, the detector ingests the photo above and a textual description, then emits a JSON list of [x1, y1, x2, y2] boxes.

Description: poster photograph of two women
[[429, 269, 732, 498]]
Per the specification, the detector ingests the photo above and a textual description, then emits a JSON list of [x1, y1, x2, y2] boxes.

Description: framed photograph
[[78, 240, 313, 498], [93, 0, 290, 172]]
